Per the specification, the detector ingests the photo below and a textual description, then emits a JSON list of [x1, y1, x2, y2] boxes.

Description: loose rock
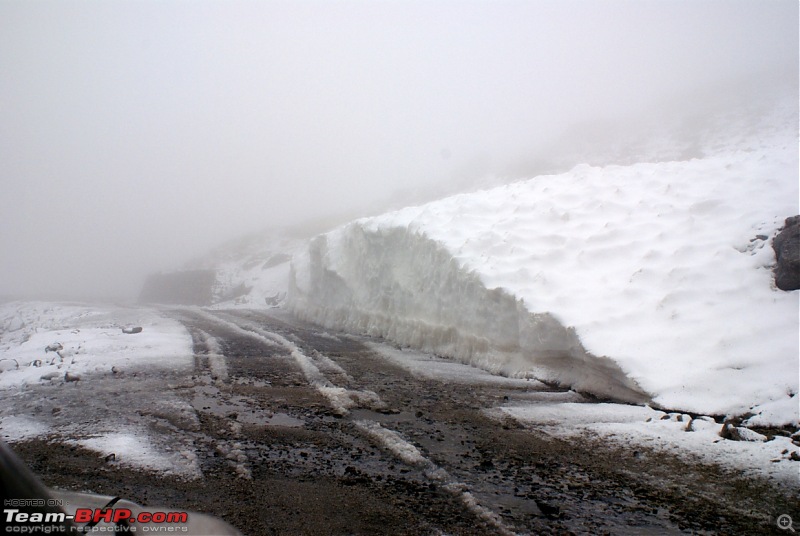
[[773, 215, 800, 291], [0, 358, 19, 372], [719, 423, 767, 442]]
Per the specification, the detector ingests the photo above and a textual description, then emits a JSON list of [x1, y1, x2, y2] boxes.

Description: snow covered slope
[[290, 117, 799, 422], [186, 230, 305, 308]]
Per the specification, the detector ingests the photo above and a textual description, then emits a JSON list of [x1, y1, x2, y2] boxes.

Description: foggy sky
[[1, 0, 797, 300]]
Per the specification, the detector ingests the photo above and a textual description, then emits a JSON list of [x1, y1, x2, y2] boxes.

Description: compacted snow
[[290, 117, 799, 424]]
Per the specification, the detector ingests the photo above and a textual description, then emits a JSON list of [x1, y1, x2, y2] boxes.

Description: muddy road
[[12, 309, 797, 535]]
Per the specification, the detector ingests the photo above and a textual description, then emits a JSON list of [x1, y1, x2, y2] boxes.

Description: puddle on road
[[191, 384, 304, 428]]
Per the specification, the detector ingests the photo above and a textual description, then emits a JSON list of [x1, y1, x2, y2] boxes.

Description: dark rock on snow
[[773, 215, 800, 291], [64, 372, 81, 383], [719, 423, 767, 442], [122, 326, 143, 334]]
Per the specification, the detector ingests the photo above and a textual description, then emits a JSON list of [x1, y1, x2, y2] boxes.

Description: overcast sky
[[0, 0, 797, 300]]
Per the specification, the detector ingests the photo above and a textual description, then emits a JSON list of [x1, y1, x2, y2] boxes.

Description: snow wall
[[289, 225, 649, 404]]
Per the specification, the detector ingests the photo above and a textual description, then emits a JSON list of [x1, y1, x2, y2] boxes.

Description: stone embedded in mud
[[773, 215, 800, 291]]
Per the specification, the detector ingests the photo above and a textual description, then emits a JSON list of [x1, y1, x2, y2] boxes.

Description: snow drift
[[290, 118, 799, 422], [291, 227, 648, 403]]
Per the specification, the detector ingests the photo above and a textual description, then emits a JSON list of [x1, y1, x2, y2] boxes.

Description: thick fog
[[0, 0, 797, 301]]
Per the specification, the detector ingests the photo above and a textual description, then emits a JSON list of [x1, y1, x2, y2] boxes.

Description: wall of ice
[[289, 225, 649, 403]]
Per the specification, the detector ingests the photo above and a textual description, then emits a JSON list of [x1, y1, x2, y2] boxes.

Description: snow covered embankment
[[290, 226, 648, 404], [290, 140, 798, 423]]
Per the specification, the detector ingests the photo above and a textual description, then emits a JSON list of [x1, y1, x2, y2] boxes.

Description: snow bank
[[290, 125, 799, 421], [291, 226, 649, 402]]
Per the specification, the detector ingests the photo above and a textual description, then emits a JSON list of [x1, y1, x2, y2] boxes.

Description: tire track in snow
[[192, 309, 519, 534], [192, 329, 229, 382], [196, 310, 384, 415], [355, 420, 518, 536], [184, 324, 253, 480], [178, 308, 285, 351]]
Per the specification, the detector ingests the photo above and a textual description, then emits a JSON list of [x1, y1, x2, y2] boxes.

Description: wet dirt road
[[13, 308, 797, 535]]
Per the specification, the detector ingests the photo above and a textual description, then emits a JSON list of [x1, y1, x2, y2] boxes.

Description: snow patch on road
[[0, 415, 51, 442], [72, 431, 202, 479], [0, 302, 192, 389], [496, 402, 800, 488], [367, 341, 547, 389], [0, 302, 199, 479]]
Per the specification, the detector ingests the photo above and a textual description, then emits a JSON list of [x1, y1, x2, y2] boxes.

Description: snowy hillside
[[185, 230, 305, 308], [290, 113, 799, 423]]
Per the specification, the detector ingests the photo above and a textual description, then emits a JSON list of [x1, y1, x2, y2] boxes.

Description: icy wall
[[290, 225, 649, 403]]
